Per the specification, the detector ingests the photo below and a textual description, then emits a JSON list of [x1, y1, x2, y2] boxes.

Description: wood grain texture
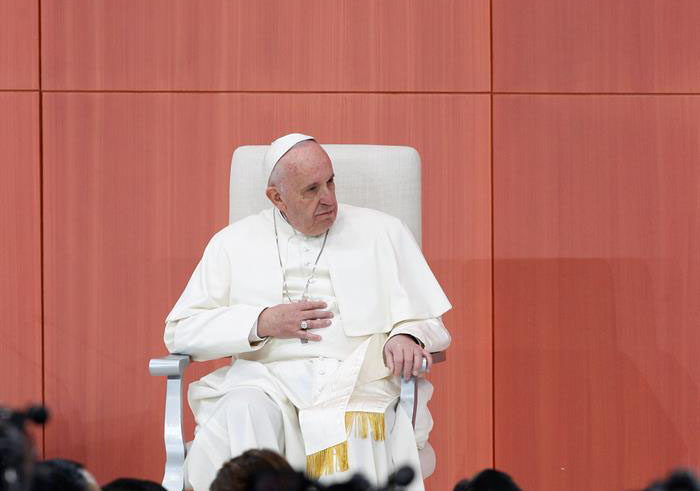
[[493, 95, 700, 491], [0, 0, 39, 89], [0, 93, 42, 445], [41, 93, 491, 486], [41, 0, 490, 92], [493, 0, 700, 93]]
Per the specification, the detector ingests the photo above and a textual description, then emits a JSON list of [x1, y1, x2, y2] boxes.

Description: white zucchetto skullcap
[[263, 133, 316, 181]]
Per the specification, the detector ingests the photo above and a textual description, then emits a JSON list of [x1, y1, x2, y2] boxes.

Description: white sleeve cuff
[[385, 317, 451, 353], [248, 319, 266, 343]]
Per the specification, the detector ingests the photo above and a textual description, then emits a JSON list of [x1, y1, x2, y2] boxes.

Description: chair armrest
[[399, 351, 446, 428], [149, 354, 191, 377], [149, 354, 191, 491]]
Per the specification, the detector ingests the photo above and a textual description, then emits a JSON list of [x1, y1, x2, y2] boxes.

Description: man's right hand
[[257, 301, 333, 342]]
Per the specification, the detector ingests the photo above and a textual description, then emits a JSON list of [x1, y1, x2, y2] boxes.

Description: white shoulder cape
[[195, 203, 452, 336]]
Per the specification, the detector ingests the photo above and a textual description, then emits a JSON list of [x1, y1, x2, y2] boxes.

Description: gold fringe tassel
[[305, 413, 385, 478], [306, 441, 349, 479], [344, 411, 385, 442]]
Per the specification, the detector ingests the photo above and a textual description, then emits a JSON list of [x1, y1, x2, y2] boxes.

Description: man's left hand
[[383, 334, 432, 381]]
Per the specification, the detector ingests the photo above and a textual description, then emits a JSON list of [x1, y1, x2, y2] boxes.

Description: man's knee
[[218, 387, 283, 429], [188, 387, 285, 484]]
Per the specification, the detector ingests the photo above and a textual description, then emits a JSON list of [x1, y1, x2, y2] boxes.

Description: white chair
[[149, 144, 446, 491]]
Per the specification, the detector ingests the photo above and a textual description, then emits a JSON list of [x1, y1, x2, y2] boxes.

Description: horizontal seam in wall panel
[[33, 90, 700, 96], [495, 91, 700, 96], [39, 89, 492, 95]]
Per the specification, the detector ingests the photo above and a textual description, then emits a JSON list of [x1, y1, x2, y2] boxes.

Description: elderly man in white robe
[[164, 133, 451, 491]]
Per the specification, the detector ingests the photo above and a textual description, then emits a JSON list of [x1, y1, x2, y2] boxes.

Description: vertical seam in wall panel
[[489, 0, 496, 470], [37, 0, 45, 459]]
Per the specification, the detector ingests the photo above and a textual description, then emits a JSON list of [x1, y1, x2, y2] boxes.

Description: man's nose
[[319, 185, 336, 204]]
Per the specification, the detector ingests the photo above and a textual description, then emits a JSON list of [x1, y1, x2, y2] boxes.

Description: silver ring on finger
[[299, 320, 309, 344]]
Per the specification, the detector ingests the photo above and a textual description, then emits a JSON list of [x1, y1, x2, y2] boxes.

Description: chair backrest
[[229, 144, 422, 246]]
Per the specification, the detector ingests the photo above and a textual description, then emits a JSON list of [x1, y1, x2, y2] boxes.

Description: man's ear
[[266, 186, 284, 209]]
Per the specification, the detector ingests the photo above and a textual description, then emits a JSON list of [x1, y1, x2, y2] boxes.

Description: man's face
[[267, 142, 338, 236]]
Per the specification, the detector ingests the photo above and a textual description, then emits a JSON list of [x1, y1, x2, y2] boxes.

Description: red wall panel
[[0, 93, 42, 444], [493, 0, 700, 93], [41, 0, 490, 92], [493, 95, 700, 491], [17, 2, 700, 490], [0, 1, 38, 89], [42, 92, 491, 486]]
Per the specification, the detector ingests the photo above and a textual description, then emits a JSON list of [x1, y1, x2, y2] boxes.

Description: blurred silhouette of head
[[210, 449, 294, 491], [453, 469, 521, 491], [102, 478, 167, 491], [644, 469, 700, 491], [30, 459, 99, 491]]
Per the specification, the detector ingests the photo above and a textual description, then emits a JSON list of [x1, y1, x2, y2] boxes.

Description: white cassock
[[164, 204, 451, 491]]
